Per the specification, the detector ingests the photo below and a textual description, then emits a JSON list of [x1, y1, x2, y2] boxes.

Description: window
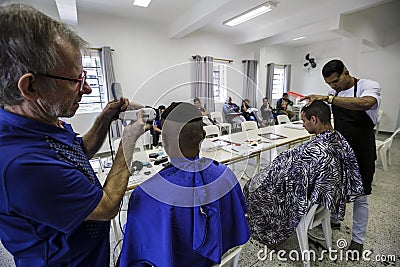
[[272, 65, 285, 100], [213, 63, 227, 102], [77, 51, 108, 114]]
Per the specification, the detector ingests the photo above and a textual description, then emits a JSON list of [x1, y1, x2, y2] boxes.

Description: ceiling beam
[[233, 0, 386, 45], [169, 0, 231, 39], [55, 0, 77, 25]]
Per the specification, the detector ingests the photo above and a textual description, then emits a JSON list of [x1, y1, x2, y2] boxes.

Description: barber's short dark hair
[[322, 59, 345, 78], [301, 101, 331, 124], [282, 93, 288, 97], [193, 97, 200, 103]]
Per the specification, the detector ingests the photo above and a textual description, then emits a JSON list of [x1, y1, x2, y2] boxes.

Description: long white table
[[96, 123, 312, 190], [96, 123, 312, 253], [200, 124, 312, 165]]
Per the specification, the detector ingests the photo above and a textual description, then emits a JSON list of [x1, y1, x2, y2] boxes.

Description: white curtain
[[242, 60, 258, 108], [99, 46, 121, 138], [192, 55, 215, 112], [266, 63, 275, 100], [284, 64, 291, 93]]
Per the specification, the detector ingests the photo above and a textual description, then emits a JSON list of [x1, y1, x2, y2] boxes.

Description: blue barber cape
[[119, 157, 250, 267]]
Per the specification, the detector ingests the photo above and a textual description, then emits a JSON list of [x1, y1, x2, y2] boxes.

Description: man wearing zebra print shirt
[[243, 101, 364, 247]]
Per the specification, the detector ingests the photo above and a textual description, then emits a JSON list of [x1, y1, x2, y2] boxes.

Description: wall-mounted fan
[[304, 53, 317, 68]]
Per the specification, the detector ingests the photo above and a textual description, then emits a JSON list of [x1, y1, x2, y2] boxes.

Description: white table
[[95, 124, 311, 253], [200, 124, 311, 166]]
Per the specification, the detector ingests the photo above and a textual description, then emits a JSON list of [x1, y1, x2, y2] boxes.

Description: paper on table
[[258, 133, 287, 140], [284, 124, 304, 130], [220, 142, 269, 156]]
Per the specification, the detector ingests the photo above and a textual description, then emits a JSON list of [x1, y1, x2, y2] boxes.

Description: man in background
[[193, 97, 209, 116], [0, 4, 146, 266], [241, 98, 258, 122], [150, 105, 165, 147], [223, 96, 246, 126], [302, 59, 381, 253], [259, 97, 275, 126], [194, 97, 214, 126], [244, 101, 364, 246], [277, 92, 294, 119]]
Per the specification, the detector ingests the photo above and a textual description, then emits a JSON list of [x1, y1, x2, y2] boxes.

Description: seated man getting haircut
[[119, 102, 250, 267], [243, 101, 364, 246]]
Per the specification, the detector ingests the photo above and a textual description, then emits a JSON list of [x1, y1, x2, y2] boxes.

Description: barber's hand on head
[[127, 101, 144, 110], [101, 97, 130, 122], [300, 94, 326, 106], [122, 110, 147, 141]]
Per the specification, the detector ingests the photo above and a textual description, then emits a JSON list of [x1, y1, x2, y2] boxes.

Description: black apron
[[332, 78, 376, 195]]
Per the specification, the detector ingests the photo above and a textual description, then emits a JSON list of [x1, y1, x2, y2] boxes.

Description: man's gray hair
[[0, 3, 88, 106]]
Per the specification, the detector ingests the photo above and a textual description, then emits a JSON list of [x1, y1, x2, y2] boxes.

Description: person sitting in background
[[243, 101, 364, 246], [193, 97, 214, 126], [241, 99, 258, 122], [223, 96, 246, 125], [277, 93, 295, 120], [150, 105, 165, 147], [259, 97, 275, 127], [119, 102, 250, 267], [193, 97, 209, 116]]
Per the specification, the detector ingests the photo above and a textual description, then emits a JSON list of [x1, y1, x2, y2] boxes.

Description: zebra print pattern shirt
[[243, 130, 364, 246]]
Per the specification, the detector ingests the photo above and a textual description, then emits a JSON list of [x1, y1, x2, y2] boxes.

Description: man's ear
[[17, 73, 39, 100], [311, 115, 318, 124]]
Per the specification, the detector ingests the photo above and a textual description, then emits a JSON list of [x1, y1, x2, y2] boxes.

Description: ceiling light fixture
[[133, 0, 152, 8], [223, 1, 277, 27], [292, 36, 305, 41]]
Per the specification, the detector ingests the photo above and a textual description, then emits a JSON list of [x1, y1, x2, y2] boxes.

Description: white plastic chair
[[296, 203, 332, 267], [277, 114, 291, 125], [241, 121, 258, 131], [113, 134, 149, 152], [204, 125, 220, 138], [376, 127, 400, 172], [210, 111, 231, 135], [142, 131, 152, 150], [212, 246, 243, 267], [374, 109, 383, 138], [113, 138, 121, 151]]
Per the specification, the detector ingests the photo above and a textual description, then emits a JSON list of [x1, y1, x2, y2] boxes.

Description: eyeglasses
[[35, 70, 87, 91]]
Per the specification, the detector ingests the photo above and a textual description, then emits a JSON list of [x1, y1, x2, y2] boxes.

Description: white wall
[[61, 10, 257, 152], [258, 45, 296, 104], [287, 37, 399, 132]]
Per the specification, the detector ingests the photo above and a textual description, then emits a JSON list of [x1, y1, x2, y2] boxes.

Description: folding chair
[[204, 125, 220, 138], [212, 246, 243, 267], [277, 114, 291, 124], [296, 203, 332, 267], [241, 121, 258, 131], [210, 111, 232, 135]]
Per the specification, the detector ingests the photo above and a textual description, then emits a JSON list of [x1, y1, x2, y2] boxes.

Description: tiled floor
[[1, 133, 399, 267]]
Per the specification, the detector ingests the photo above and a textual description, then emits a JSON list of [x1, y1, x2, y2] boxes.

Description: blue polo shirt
[[0, 108, 109, 267]]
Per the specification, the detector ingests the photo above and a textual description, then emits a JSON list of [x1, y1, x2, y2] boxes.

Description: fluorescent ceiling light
[[223, 1, 277, 27], [55, 0, 77, 25], [133, 0, 152, 8], [292, 36, 305, 41]]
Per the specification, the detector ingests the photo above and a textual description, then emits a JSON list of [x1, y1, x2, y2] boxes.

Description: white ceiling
[[16, 0, 400, 48]]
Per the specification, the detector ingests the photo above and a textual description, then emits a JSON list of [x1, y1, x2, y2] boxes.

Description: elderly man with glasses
[[0, 4, 147, 266]]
